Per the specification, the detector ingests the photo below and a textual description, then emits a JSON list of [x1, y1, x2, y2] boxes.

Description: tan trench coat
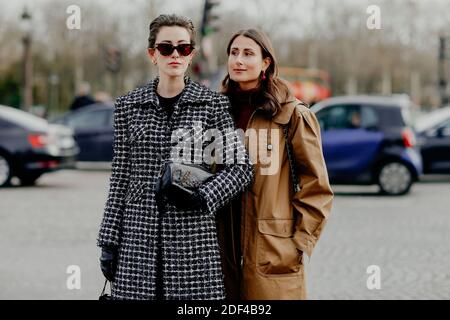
[[228, 95, 334, 300]]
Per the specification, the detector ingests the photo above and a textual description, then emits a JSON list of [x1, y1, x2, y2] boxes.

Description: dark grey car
[[50, 102, 114, 162], [415, 106, 450, 173], [0, 105, 79, 187]]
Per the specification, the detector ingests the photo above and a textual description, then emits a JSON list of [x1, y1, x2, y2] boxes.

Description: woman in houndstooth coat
[[97, 14, 253, 300]]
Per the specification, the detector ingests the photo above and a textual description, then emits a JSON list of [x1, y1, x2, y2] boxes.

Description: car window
[[443, 120, 450, 129], [372, 105, 405, 128], [51, 116, 69, 126], [439, 119, 450, 133], [0, 117, 14, 129], [316, 104, 362, 131], [66, 109, 110, 129], [361, 106, 379, 129], [430, 119, 450, 137]]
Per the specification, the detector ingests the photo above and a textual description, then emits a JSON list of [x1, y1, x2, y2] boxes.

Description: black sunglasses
[[154, 43, 194, 56]]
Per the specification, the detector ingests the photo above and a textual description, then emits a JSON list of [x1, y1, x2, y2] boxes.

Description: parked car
[[414, 106, 450, 174], [50, 102, 114, 162], [0, 105, 79, 187], [311, 96, 423, 195]]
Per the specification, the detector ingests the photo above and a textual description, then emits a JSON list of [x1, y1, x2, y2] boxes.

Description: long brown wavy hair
[[222, 29, 291, 117]]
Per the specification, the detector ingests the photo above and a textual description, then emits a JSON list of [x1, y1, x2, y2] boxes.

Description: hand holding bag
[[156, 161, 213, 209]]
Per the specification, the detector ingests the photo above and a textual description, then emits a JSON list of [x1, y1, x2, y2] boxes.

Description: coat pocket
[[256, 219, 302, 276]]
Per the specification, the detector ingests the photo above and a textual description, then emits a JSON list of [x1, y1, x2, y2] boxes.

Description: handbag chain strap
[[283, 123, 301, 194], [101, 279, 110, 295]]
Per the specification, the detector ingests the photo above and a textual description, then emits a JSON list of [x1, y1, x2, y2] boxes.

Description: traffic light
[[201, 0, 220, 37], [105, 46, 121, 73]]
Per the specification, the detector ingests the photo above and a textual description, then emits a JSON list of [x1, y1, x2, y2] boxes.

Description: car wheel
[[377, 161, 413, 195], [18, 172, 43, 186], [0, 153, 12, 187]]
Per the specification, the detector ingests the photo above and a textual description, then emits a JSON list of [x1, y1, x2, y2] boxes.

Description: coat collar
[[135, 76, 212, 107], [272, 93, 300, 125]]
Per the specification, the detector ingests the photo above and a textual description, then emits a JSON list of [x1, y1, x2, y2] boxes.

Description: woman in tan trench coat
[[218, 29, 334, 300]]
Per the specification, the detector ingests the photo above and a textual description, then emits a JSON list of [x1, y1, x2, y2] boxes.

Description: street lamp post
[[438, 36, 450, 106], [21, 7, 33, 112]]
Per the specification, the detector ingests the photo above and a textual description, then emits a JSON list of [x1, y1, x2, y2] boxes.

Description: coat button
[[267, 144, 273, 150]]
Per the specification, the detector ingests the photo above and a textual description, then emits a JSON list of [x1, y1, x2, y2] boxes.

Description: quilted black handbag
[[156, 161, 214, 200]]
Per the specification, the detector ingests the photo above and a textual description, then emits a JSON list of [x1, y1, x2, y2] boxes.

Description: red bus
[[279, 67, 332, 105]]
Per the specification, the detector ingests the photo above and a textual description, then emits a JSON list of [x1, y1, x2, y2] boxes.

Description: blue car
[[50, 102, 114, 162], [311, 96, 423, 195]]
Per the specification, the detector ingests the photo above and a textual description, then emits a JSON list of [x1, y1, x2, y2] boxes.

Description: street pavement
[[0, 170, 449, 299]]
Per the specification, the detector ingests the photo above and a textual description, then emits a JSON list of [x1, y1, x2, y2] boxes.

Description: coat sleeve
[[198, 94, 254, 216], [290, 106, 334, 258], [97, 96, 130, 247]]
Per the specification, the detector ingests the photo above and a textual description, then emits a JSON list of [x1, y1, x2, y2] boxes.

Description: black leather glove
[[186, 191, 207, 210], [100, 246, 118, 281], [166, 191, 207, 211]]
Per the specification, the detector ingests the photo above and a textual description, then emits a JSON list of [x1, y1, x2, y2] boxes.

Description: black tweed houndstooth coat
[[97, 77, 253, 300]]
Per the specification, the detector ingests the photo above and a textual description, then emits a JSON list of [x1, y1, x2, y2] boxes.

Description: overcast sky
[[0, 0, 314, 39], [2, 0, 450, 49], [2, 0, 209, 18]]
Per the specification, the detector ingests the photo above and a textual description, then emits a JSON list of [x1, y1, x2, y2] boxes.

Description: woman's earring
[[261, 71, 266, 80]]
